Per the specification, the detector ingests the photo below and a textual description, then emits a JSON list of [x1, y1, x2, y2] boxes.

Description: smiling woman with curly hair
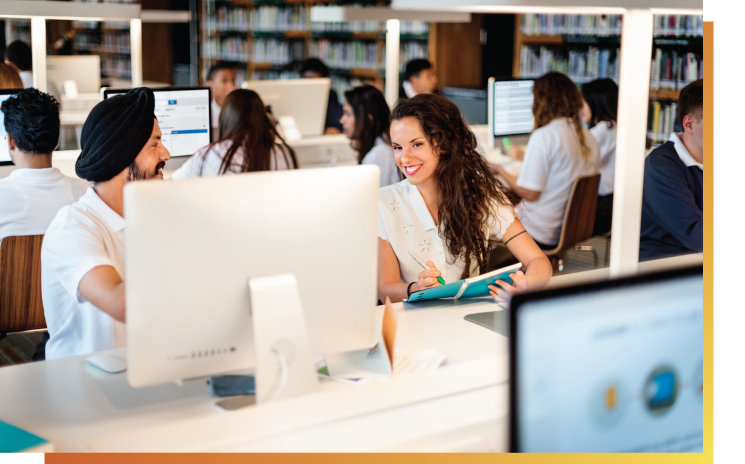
[[377, 94, 552, 304]]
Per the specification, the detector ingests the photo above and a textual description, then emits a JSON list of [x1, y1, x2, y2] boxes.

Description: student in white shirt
[[497, 72, 600, 248], [340, 85, 400, 187], [0, 88, 88, 242], [42, 88, 170, 360], [581, 78, 618, 235], [172, 89, 296, 179], [377, 94, 552, 304], [205, 63, 237, 142]]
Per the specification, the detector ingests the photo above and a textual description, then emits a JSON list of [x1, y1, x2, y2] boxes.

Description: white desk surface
[[0, 297, 510, 452]]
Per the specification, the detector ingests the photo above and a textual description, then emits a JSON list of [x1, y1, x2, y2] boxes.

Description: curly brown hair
[[392, 94, 517, 280], [532, 72, 590, 161]]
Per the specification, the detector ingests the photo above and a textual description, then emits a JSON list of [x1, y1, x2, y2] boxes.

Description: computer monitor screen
[[442, 87, 487, 125], [0, 90, 22, 166], [124, 165, 379, 388], [47, 55, 101, 94], [103, 87, 211, 157], [510, 267, 703, 452], [489, 78, 535, 139]]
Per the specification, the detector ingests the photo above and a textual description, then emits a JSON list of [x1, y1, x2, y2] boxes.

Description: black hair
[[206, 62, 236, 82], [1, 88, 60, 154], [5, 40, 33, 72], [677, 79, 703, 124], [344, 85, 392, 164], [300, 58, 330, 78], [404, 59, 433, 82], [581, 78, 618, 127]]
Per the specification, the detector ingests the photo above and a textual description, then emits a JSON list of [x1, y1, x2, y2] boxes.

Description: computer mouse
[[85, 354, 127, 373]]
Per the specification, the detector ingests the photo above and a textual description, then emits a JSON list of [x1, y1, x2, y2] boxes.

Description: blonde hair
[[532, 72, 590, 161], [0, 63, 23, 89]]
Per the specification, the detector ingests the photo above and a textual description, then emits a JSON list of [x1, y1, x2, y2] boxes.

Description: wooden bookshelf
[[649, 88, 681, 100]]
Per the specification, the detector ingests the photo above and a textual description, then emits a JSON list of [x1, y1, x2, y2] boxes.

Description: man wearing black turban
[[41, 87, 171, 360]]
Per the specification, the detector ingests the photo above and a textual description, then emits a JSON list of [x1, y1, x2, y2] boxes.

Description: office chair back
[[543, 173, 601, 256], [0, 235, 47, 336]]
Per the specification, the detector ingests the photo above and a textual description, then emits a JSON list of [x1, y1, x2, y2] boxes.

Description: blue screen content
[[516, 274, 704, 452]]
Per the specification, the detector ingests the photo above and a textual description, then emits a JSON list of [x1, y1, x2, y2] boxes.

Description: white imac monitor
[[487, 77, 535, 149], [47, 55, 101, 95], [0, 89, 22, 166], [509, 266, 704, 452], [104, 87, 211, 158], [124, 165, 380, 388], [243, 78, 330, 138]]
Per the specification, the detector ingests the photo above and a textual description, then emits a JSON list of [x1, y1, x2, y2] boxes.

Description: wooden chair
[[542, 174, 602, 273], [0, 235, 46, 340]]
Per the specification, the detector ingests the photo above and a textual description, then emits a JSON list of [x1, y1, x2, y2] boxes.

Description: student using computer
[[398, 59, 438, 100], [639, 79, 703, 261], [42, 88, 170, 360], [301, 58, 344, 135], [0, 62, 23, 88], [0, 88, 88, 241], [377, 94, 552, 304], [581, 78, 618, 236], [496, 72, 600, 249], [205, 63, 237, 141], [340, 85, 400, 187], [4, 40, 61, 102], [172, 89, 296, 179]]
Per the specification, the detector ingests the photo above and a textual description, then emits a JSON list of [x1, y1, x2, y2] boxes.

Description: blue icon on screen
[[645, 366, 678, 415], [168, 100, 177, 105]]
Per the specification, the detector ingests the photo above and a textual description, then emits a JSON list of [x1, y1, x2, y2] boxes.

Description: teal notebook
[[406, 262, 523, 302], [0, 419, 50, 452]]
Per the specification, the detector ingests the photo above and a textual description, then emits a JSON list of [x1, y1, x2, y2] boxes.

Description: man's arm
[[78, 265, 126, 323]]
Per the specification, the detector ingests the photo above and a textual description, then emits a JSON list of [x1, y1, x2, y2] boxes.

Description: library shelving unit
[[513, 13, 703, 143], [198, 0, 433, 100]]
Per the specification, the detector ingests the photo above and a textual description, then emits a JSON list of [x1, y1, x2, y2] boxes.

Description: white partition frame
[[310, 7, 471, 106], [0, 0, 143, 88], [391, 0, 703, 277]]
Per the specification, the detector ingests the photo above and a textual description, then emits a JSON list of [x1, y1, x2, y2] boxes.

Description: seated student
[[0, 88, 88, 242], [497, 72, 600, 249], [340, 85, 400, 187], [42, 88, 170, 360], [300, 58, 344, 135], [4, 40, 61, 103], [377, 94, 552, 304], [0, 62, 24, 88], [640, 79, 703, 261], [581, 78, 618, 236], [398, 59, 438, 100], [172, 89, 296, 179], [205, 63, 237, 141]]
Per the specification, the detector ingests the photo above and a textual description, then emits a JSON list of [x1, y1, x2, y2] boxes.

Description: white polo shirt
[[590, 121, 617, 196], [0, 167, 88, 241], [516, 118, 599, 246], [378, 179, 515, 283], [361, 137, 400, 187], [41, 187, 126, 360], [171, 139, 293, 179], [669, 132, 703, 170]]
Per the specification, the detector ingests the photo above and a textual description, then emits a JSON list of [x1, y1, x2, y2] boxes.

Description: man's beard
[[127, 160, 166, 181]]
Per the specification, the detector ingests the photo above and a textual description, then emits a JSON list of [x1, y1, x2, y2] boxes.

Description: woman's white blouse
[[378, 179, 516, 284], [361, 136, 401, 187], [171, 139, 292, 180]]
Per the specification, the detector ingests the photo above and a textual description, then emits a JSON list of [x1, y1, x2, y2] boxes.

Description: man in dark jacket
[[639, 79, 703, 261]]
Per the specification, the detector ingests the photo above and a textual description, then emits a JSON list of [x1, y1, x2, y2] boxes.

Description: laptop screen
[[511, 268, 703, 452]]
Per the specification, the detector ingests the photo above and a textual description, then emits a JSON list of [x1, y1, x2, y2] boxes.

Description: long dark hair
[[344, 85, 391, 164], [392, 94, 517, 280], [532, 72, 590, 161], [200, 89, 297, 174], [581, 78, 618, 127]]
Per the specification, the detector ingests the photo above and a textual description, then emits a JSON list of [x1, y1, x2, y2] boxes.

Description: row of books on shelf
[[395, 42, 428, 73], [202, 37, 249, 63], [520, 14, 622, 37], [102, 56, 131, 79], [650, 50, 702, 91], [73, 20, 131, 31], [310, 40, 380, 71], [253, 5, 308, 32], [647, 100, 680, 144], [202, 6, 250, 33], [519, 45, 620, 83], [100, 31, 131, 54], [653, 15, 704, 37]]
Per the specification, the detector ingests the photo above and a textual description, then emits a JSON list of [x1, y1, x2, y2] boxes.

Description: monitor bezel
[[0, 89, 23, 166], [102, 86, 212, 158], [487, 76, 536, 149], [508, 264, 704, 452]]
